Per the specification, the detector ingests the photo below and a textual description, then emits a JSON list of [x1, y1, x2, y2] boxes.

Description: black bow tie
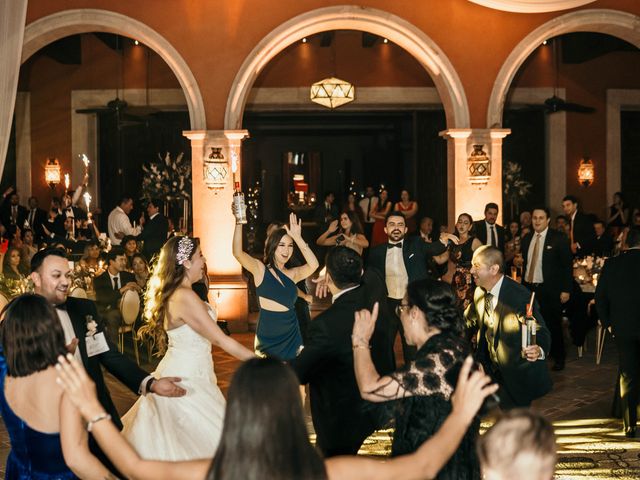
[[55, 302, 68, 311], [387, 242, 403, 249]]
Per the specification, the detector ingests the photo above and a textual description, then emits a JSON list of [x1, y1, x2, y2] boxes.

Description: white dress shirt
[[108, 206, 141, 245], [331, 284, 360, 304], [359, 196, 378, 224], [385, 241, 408, 300], [525, 228, 548, 284], [56, 308, 82, 362]]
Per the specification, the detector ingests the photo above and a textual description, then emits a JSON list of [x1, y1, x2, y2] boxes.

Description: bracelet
[[352, 344, 370, 350], [87, 412, 111, 432]]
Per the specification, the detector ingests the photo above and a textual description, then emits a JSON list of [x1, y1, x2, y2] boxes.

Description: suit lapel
[[66, 301, 90, 368]]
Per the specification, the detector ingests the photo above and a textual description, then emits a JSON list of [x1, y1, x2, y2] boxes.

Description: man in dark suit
[[519, 207, 573, 371], [562, 195, 596, 257], [593, 220, 614, 257], [595, 227, 640, 437], [290, 247, 394, 457], [29, 248, 184, 471], [25, 196, 47, 241], [473, 202, 505, 253], [0, 191, 28, 235], [466, 246, 552, 409], [138, 198, 169, 261], [367, 210, 450, 364], [93, 246, 140, 344], [314, 191, 339, 233]]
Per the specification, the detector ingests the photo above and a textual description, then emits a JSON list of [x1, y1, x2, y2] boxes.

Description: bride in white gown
[[122, 236, 254, 461]]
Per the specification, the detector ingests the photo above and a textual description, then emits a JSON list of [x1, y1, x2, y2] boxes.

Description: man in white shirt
[[108, 195, 142, 245], [466, 245, 552, 408], [359, 186, 379, 242], [519, 207, 572, 371]]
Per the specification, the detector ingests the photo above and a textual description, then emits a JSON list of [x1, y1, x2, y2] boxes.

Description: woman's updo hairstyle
[[406, 279, 464, 335]]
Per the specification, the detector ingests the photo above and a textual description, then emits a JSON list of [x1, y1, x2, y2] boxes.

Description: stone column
[[184, 129, 250, 332], [440, 128, 511, 227]]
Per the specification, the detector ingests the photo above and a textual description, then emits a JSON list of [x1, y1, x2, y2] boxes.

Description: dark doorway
[[242, 110, 447, 227], [621, 111, 640, 211]]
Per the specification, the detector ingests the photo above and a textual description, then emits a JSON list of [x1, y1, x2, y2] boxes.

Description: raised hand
[[327, 219, 339, 233], [312, 275, 329, 299], [284, 212, 303, 241], [451, 356, 499, 423], [353, 302, 379, 345], [440, 232, 459, 246]]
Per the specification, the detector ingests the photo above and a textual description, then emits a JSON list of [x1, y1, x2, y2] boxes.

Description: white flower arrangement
[[141, 152, 192, 203]]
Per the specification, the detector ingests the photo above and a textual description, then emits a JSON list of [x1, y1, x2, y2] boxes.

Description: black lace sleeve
[[390, 334, 468, 400]]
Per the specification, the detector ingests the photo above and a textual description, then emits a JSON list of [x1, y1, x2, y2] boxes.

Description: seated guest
[[131, 253, 149, 290], [353, 279, 485, 479], [122, 235, 139, 271], [2, 246, 27, 281], [93, 246, 140, 344], [79, 240, 103, 272], [555, 215, 570, 237], [477, 410, 556, 480], [291, 246, 394, 457], [593, 220, 614, 257], [0, 294, 112, 478], [56, 352, 497, 480], [316, 211, 369, 255], [417, 216, 435, 243], [19, 228, 37, 271]]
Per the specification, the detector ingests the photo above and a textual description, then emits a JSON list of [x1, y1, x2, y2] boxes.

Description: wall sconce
[[468, 144, 491, 186], [45, 157, 61, 188], [578, 158, 594, 187], [203, 147, 228, 192]]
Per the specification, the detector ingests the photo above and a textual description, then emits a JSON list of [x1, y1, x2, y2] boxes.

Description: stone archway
[[224, 5, 470, 130], [487, 8, 640, 207], [22, 9, 205, 130]]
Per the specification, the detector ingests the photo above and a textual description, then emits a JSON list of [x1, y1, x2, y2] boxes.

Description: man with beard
[[367, 210, 453, 364]]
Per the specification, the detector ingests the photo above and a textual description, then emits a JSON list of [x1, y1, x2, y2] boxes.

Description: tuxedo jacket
[[25, 207, 48, 240], [65, 297, 147, 429], [465, 276, 552, 406], [138, 213, 169, 260], [94, 271, 136, 313], [472, 220, 505, 253], [290, 268, 394, 456], [0, 204, 28, 232], [593, 234, 615, 258], [570, 211, 596, 256], [595, 249, 640, 336], [520, 228, 573, 294], [367, 235, 446, 286]]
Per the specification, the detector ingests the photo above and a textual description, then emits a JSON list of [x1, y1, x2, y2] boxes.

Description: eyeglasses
[[395, 303, 410, 317]]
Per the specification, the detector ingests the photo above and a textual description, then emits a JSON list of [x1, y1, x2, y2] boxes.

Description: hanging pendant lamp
[[310, 77, 355, 109]]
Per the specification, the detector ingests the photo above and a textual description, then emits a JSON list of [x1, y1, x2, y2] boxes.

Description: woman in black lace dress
[[352, 279, 480, 480]]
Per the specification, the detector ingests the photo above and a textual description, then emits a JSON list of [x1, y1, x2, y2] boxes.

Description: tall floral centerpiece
[[503, 161, 532, 221], [141, 152, 192, 231]]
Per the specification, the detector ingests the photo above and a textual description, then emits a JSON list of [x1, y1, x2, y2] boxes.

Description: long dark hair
[[263, 228, 289, 267], [138, 236, 199, 355], [407, 279, 464, 335], [340, 210, 363, 236], [0, 294, 67, 377], [208, 358, 326, 480]]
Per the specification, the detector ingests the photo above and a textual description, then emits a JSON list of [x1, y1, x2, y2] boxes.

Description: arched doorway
[[487, 9, 640, 210], [224, 5, 469, 131]]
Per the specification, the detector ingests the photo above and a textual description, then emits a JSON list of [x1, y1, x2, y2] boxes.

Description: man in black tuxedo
[[138, 198, 169, 261], [290, 247, 394, 457], [595, 227, 640, 437], [93, 246, 140, 344], [473, 202, 505, 253], [29, 248, 185, 470], [466, 246, 552, 409], [367, 210, 450, 364], [562, 195, 596, 257], [519, 207, 573, 371], [0, 191, 28, 235], [25, 196, 47, 241], [314, 191, 339, 233], [593, 220, 614, 257]]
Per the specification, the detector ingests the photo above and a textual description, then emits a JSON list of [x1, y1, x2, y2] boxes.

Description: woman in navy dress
[[0, 294, 111, 479], [233, 211, 319, 360]]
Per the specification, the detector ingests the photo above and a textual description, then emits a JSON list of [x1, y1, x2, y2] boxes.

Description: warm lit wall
[[511, 47, 640, 217], [20, 33, 180, 203]]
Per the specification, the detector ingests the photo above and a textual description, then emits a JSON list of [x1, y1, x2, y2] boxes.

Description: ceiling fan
[[526, 37, 595, 114]]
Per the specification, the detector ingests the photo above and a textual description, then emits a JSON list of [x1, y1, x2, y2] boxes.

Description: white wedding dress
[[122, 305, 226, 461]]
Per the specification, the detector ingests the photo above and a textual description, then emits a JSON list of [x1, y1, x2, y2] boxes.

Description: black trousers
[[615, 333, 640, 430], [524, 283, 564, 364], [386, 297, 417, 366]]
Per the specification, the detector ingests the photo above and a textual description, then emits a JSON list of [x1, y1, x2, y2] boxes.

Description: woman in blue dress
[[0, 293, 111, 479], [233, 211, 319, 360]]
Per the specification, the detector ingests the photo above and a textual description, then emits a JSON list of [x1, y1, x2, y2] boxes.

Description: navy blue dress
[[255, 267, 302, 360], [0, 356, 77, 480]]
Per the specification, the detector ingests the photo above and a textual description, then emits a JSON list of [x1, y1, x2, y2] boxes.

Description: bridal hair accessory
[[176, 236, 195, 266]]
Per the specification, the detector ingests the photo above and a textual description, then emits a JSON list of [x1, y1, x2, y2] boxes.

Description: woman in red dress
[[395, 190, 419, 234], [370, 189, 392, 247]]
